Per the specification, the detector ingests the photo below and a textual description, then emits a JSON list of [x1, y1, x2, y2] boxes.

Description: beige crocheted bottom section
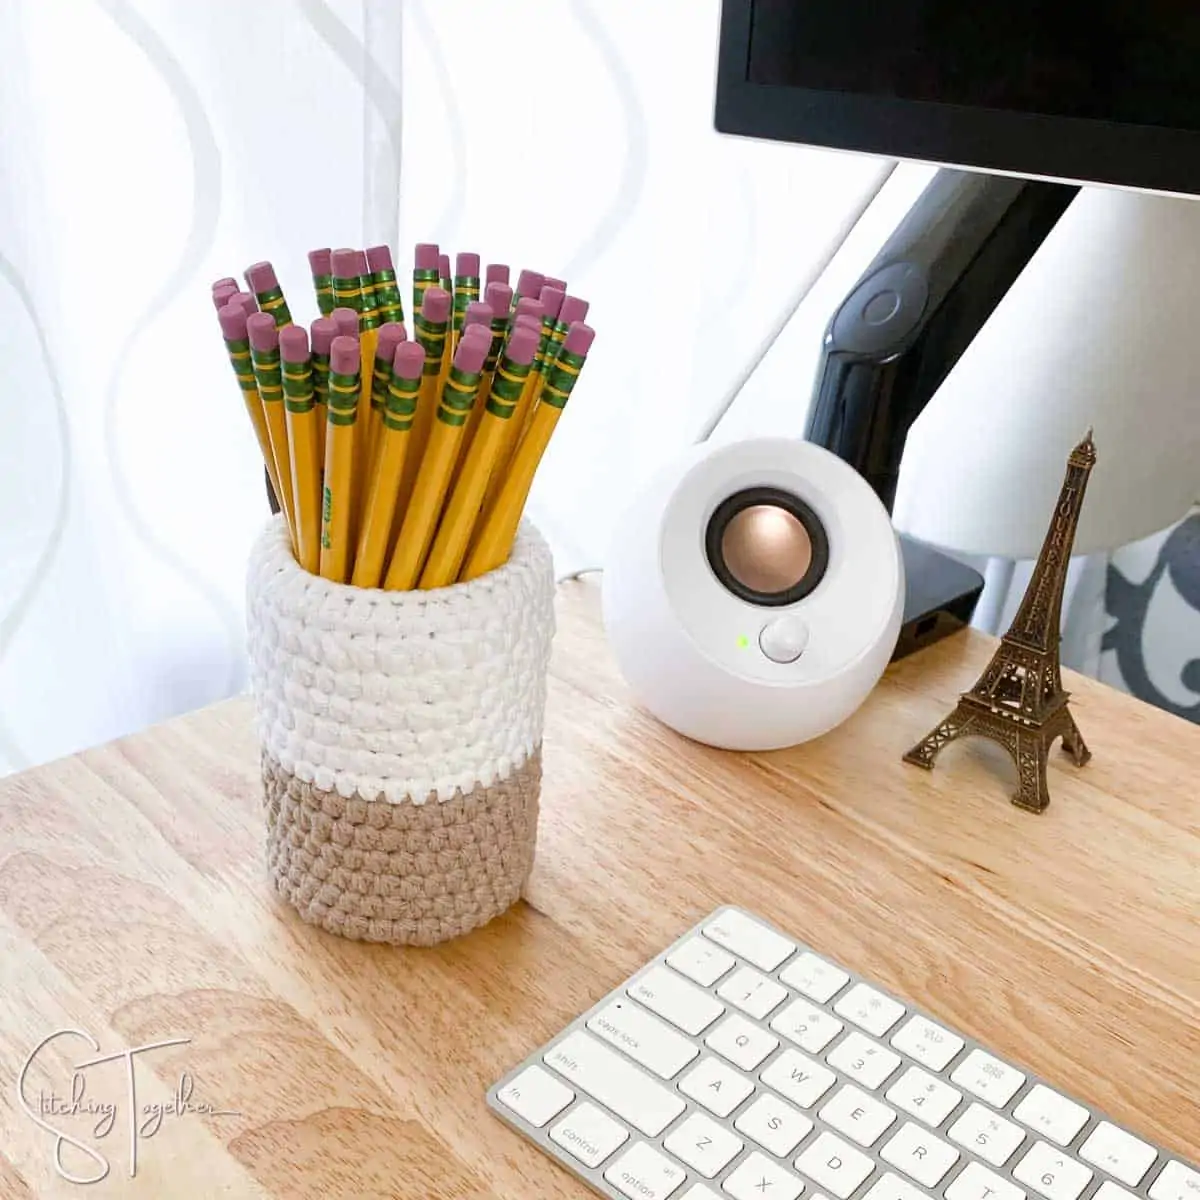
[[262, 750, 540, 946]]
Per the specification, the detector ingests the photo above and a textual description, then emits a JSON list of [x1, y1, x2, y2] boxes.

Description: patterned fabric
[[1101, 510, 1200, 723]]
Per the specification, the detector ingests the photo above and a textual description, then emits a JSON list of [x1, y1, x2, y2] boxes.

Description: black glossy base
[[892, 535, 984, 661]]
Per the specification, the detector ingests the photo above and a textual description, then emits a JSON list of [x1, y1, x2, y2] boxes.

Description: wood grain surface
[[0, 580, 1196, 1198]]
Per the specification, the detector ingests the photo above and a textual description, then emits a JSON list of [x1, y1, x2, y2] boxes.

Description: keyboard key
[[667, 936, 736, 987], [885, 1065, 962, 1127], [761, 1048, 839, 1108], [1014, 1139, 1094, 1200], [819, 1083, 897, 1147], [951, 1048, 1026, 1107], [588, 999, 699, 1080], [1080, 1121, 1158, 1186], [703, 909, 795, 971], [834, 983, 907, 1037], [947, 1161, 1027, 1200], [890, 1014, 964, 1071], [663, 1111, 743, 1178], [629, 966, 724, 1036], [735, 1093, 814, 1158], [771, 999, 844, 1054], [706, 1013, 779, 1071], [880, 1121, 960, 1186], [826, 1031, 902, 1090], [725, 1151, 805, 1200], [549, 1102, 628, 1168], [604, 1141, 686, 1200], [795, 1130, 876, 1198], [496, 1065, 574, 1127], [1095, 1184, 1139, 1200], [718, 965, 789, 1020], [780, 951, 851, 1002], [948, 1102, 1027, 1166], [544, 1032, 685, 1137], [1013, 1084, 1090, 1147], [863, 1172, 928, 1200], [679, 1055, 755, 1118], [1151, 1162, 1200, 1200]]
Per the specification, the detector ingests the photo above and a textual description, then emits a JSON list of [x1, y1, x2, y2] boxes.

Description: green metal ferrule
[[326, 370, 360, 419], [312, 274, 334, 316], [332, 277, 363, 312], [256, 286, 292, 327], [539, 347, 586, 410]]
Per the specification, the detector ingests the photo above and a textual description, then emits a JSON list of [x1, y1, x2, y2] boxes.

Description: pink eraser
[[559, 295, 589, 325], [218, 303, 248, 340], [311, 317, 336, 355], [279, 324, 310, 363], [376, 322, 406, 359], [514, 314, 542, 331], [515, 269, 545, 298], [486, 264, 510, 286], [330, 336, 360, 375], [464, 301, 493, 328], [484, 282, 513, 313], [211, 276, 238, 292], [415, 242, 439, 270], [245, 261, 278, 293], [247, 311, 279, 351], [234, 292, 258, 317], [543, 276, 567, 292], [455, 252, 480, 277], [393, 341, 426, 380], [563, 322, 595, 356], [515, 297, 546, 322], [438, 253, 451, 279], [354, 249, 369, 277], [332, 307, 360, 339], [366, 244, 394, 273], [212, 284, 238, 310], [453, 330, 490, 374], [331, 248, 359, 279], [308, 247, 332, 274], [538, 286, 565, 321], [504, 325, 539, 367], [420, 286, 451, 323]]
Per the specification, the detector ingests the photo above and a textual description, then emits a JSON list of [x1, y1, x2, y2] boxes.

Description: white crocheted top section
[[246, 516, 556, 805]]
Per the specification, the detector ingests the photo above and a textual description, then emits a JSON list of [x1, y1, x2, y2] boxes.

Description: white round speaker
[[601, 437, 904, 751]]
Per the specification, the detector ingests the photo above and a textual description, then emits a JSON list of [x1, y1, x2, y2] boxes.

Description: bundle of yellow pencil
[[212, 245, 594, 591]]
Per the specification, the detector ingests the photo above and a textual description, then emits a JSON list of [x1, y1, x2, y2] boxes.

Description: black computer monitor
[[715, 0, 1200, 196]]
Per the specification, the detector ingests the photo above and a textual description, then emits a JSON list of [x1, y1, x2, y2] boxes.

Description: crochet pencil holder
[[245, 514, 556, 947]]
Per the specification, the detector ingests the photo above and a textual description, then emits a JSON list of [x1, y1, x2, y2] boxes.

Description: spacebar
[[543, 1031, 686, 1137]]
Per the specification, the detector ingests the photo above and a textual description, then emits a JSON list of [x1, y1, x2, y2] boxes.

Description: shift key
[[544, 1031, 686, 1137], [629, 965, 724, 1035]]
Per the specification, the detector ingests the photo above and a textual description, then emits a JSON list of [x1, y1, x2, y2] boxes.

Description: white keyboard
[[487, 906, 1197, 1200]]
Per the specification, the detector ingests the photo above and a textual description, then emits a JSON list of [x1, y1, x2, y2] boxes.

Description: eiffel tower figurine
[[903, 430, 1097, 812]]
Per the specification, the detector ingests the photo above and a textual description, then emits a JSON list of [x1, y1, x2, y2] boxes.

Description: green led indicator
[[736, 634, 750, 649]]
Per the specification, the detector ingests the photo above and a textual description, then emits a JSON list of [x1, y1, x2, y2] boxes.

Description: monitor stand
[[804, 168, 1079, 660]]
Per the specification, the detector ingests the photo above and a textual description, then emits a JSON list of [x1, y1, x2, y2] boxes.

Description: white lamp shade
[[892, 186, 1200, 560]]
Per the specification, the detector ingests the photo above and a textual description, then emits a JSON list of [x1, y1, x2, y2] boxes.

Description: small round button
[[758, 615, 809, 664]]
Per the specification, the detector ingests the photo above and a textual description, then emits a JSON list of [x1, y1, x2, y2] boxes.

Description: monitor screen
[[748, 0, 1200, 132], [715, 0, 1200, 196]]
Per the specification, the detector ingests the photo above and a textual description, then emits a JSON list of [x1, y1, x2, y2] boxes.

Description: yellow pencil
[[397, 286, 451, 516], [245, 261, 294, 328], [318, 335, 362, 582], [280, 324, 322, 574], [462, 322, 594, 581], [366, 322, 407, 472], [419, 323, 539, 589], [384, 326, 490, 590], [247, 311, 298, 548], [351, 340, 425, 588], [480, 311, 544, 515], [452, 298, 495, 467], [354, 248, 382, 472], [218, 301, 285, 513], [310, 316, 336, 462]]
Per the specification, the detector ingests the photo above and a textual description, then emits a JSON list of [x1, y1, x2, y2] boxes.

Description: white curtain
[[0, 0, 890, 774]]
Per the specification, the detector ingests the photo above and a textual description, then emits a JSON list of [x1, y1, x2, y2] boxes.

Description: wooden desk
[[0, 582, 1196, 1198]]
